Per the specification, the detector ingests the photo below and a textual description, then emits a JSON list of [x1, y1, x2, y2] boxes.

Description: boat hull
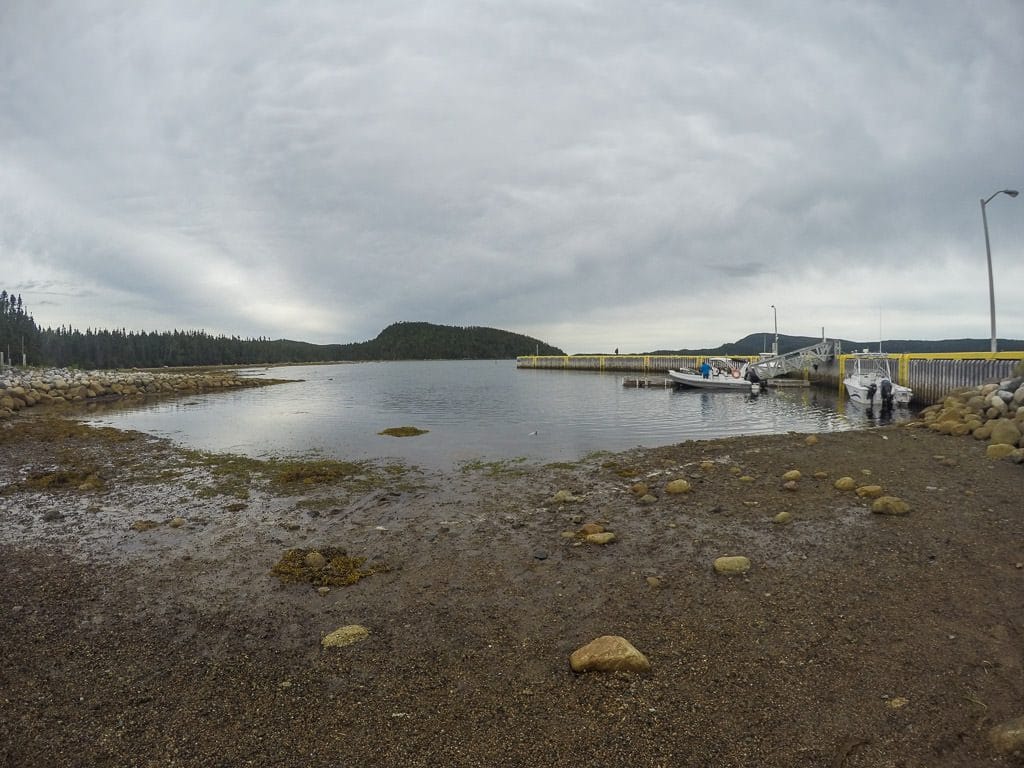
[[668, 369, 758, 391], [844, 379, 913, 406]]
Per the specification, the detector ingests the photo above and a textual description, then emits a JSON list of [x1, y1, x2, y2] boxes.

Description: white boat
[[668, 357, 761, 392], [843, 353, 912, 406]]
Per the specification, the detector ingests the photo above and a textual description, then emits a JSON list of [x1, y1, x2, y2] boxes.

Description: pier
[[519, 350, 1024, 404]]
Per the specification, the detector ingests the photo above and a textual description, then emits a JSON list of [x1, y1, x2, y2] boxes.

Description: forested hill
[[336, 322, 564, 360], [651, 333, 1024, 356], [1, 291, 563, 367]]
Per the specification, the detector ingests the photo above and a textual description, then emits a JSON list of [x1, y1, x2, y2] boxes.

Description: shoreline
[[2, 405, 1024, 765]]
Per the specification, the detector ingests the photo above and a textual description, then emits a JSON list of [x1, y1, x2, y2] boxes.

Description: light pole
[[770, 305, 778, 356], [981, 188, 1019, 353]]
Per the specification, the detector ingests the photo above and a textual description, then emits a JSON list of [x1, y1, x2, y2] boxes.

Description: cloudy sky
[[2, 1, 1022, 354]]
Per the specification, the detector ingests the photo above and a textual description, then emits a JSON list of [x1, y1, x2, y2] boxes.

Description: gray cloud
[[1, 0, 1022, 352]]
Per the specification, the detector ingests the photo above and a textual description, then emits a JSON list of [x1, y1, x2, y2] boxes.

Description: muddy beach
[[2, 411, 1023, 767]]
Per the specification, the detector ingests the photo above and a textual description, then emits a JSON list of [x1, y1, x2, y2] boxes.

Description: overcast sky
[[2, 1, 1022, 354]]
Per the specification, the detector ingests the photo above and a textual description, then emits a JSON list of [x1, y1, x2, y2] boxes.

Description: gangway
[[750, 339, 839, 380]]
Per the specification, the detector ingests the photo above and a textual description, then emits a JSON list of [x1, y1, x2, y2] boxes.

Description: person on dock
[[700, 361, 712, 379]]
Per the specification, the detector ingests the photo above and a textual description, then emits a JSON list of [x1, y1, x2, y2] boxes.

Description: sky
[[2, 1, 1023, 355]]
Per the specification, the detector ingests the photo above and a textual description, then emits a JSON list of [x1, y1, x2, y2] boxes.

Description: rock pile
[[0, 367, 269, 418], [912, 374, 1024, 465]]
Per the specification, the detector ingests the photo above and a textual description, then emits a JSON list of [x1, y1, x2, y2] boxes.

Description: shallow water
[[81, 360, 914, 470]]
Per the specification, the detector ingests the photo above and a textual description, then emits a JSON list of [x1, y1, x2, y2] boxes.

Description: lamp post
[[770, 304, 778, 356], [981, 189, 1019, 353]]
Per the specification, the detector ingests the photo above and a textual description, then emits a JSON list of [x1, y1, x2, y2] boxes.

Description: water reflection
[[78, 362, 918, 470]]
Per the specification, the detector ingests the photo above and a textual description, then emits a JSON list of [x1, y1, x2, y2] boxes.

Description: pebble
[[834, 477, 857, 491], [646, 576, 662, 588], [305, 551, 327, 569], [773, 511, 792, 525], [665, 479, 691, 494], [585, 532, 616, 545], [782, 470, 801, 481], [533, 550, 548, 560], [321, 624, 370, 648], [569, 635, 650, 673]]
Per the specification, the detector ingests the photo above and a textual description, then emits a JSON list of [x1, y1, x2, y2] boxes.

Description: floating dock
[[622, 377, 673, 388]]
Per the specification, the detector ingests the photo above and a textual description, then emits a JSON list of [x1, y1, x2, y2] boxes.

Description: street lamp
[[981, 188, 1019, 353], [770, 304, 778, 356]]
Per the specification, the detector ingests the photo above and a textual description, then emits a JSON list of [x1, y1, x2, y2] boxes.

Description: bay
[[82, 360, 912, 470]]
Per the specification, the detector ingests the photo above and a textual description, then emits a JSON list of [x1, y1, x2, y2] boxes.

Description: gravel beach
[[2, 412, 1023, 767]]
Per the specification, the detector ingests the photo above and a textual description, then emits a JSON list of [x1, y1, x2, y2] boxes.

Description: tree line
[[0, 291, 564, 369]]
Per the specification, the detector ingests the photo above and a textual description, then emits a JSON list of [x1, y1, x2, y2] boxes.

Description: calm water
[[81, 360, 912, 470]]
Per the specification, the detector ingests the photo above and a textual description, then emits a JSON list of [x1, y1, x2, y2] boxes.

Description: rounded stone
[[321, 624, 370, 648], [856, 485, 884, 498], [773, 511, 792, 525], [569, 635, 651, 673], [834, 477, 857, 491], [782, 470, 802, 481], [714, 555, 751, 575], [585, 532, 616, 545], [304, 551, 327, 569], [990, 714, 1024, 754], [665, 479, 691, 494], [871, 496, 910, 516]]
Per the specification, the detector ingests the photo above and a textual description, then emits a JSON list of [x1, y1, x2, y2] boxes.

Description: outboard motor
[[880, 379, 894, 409], [866, 382, 877, 403]]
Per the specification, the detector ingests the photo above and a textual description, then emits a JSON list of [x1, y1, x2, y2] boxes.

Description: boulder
[[990, 714, 1024, 755], [987, 444, 1017, 459], [989, 419, 1022, 447], [569, 635, 650, 673]]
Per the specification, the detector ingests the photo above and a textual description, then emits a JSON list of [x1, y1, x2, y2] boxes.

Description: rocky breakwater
[[912, 372, 1024, 465], [0, 367, 273, 418]]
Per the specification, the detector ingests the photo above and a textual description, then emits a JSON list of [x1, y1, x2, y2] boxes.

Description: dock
[[622, 377, 672, 388]]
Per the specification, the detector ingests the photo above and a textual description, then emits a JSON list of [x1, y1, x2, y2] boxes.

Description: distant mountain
[[336, 321, 564, 360], [649, 333, 1024, 356]]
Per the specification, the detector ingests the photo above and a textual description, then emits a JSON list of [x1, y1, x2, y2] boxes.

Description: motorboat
[[843, 353, 912, 406], [668, 357, 761, 392]]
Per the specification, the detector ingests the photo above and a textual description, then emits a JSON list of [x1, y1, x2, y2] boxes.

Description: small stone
[[552, 490, 581, 503], [639, 494, 658, 504], [782, 470, 802, 481], [560, 530, 577, 539], [834, 477, 857, 491], [629, 482, 648, 496], [569, 635, 651, 673], [317, 586, 330, 596], [738, 475, 754, 483], [804, 435, 819, 446], [812, 471, 828, 479], [665, 479, 691, 494], [871, 496, 910, 516], [321, 624, 370, 648], [699, 461, 716, 471], [579, 522, 604, 535], [773, 511, 792, 525], [130, 519, 159, 532], [570, 514, 584, 524], [782, 480, 798, 491], [856, 485, 884, 498], [585, 532, 616, 545], [533, 550, 549, 560], [714, 555, 751, 575], [168, 517, 187, 528], [887, 697, 909, 709], [646, 576, 662, 588], [305, 551, 327, 569], [728, 466, 742, 476]]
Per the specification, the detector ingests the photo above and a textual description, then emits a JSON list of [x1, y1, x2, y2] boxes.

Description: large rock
[[989, 419, 1022, 447], [987, 444, 1017, 459], [569, 635, 650, 673], [990, 714, 1024, 754]]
